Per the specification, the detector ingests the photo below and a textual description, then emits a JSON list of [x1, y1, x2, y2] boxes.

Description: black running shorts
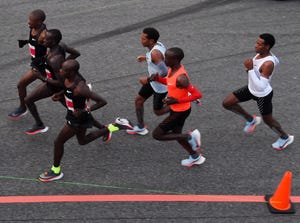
[[66, 111, 94, 129], [233, 85, 273, 115], [138, 82, 168, 110], [159, 108, 191, 132]]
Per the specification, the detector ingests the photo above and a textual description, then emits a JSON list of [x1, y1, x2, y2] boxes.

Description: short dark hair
[[31, 9, 46, 22], [260, 33, 275, 49], [143, 27, 160, 42], [48, 29, 62, 44], [168, 47, 184, 62]]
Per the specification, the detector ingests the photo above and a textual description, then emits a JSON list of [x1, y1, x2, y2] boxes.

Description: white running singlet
[[248, 53, 279, 97], [146, 42, 167, 93]]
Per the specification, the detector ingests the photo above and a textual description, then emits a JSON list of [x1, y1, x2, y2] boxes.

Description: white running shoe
[[126, 125, 149, 135], [114, 117, 133, 130], [181, 155, 206, 167], [272, 135, 294, 151], [243, 115, 261, 133]]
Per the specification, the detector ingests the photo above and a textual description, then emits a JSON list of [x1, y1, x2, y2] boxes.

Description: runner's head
[[164, 47, 184, 67], [28, 9, 46, 29], [255, 33, 275, 53], [141, 27, 160, 48], [60, 59, 80, 79], [44, 29, 62, 47]]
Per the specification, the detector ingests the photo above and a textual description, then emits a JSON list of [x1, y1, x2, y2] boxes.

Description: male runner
[[9, 9, 47, 119], [127, 27, 169, 135], [39, 60, 124, 182], [222, 33, 294, 150], [150, 47, 206, 167]]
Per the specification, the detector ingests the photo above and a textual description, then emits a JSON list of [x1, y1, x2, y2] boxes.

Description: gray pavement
[[0, 0, 300, 222]]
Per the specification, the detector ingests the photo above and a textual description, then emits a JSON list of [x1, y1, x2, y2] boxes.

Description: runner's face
[[60, 64, 69, 79], [28, 15, 41, 29], [140, 33, 150, 47], [43, 32, 54, 47], [164, 50, 175, 67], [255, 38, 268, 54]]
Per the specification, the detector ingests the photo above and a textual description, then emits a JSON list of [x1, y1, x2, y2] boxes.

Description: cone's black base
[[265, 194, 295, 214]]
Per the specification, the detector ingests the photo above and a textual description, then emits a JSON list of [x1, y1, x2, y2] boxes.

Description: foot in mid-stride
[[181, 154, 206, 167], [114, 117, 133, 130], [39, 170, 64, 182], [102, 124, 120, 142], [126, 125, 149, 135], [272, 135, 294, 151], [243, 115, 261, 133], [8, 107, 27, 120], [26, 124, 49, 135], [102, 128, 112, 143]]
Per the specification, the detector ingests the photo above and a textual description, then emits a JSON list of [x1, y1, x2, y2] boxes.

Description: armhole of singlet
[[70, 77, 84, 91], [36, 24, 47, 39]]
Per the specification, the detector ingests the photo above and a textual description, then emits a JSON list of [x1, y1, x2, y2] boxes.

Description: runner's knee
[[152, 127, 162, 140], [153, 109, 162, 116], [77, 139, 87, 145], [135, 96, 145, 107], [24, 96, 32, 106], [222, 97, 235, 110]]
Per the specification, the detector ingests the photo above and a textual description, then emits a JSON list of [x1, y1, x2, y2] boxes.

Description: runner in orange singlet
[[150, 47, 206, 167]]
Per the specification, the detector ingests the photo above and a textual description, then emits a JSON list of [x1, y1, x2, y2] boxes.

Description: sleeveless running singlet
[[28, 24, 47, 59], [146, 41, 168, 93], [64, 75, 94, 128], [64, 76, 88, 113], [167, 64, 191, 112], [45, 45, 66, 80], [248, 53, 279, 97]]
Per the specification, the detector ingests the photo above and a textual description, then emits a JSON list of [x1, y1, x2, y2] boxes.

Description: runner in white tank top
[[223, 33, 294, 151], [127, 28, 170, 135]]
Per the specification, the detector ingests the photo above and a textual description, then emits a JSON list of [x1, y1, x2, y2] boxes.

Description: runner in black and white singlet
[[24, 29, 80, 135], [38, 60, 125, 182], [8, 9, 48, 119], [64, 74, 94, 129], [223, 33, 294, 151], [126, 27, 169, 135]]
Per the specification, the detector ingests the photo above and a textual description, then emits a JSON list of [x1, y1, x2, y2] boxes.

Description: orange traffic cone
[[265, 171, 295, 214]]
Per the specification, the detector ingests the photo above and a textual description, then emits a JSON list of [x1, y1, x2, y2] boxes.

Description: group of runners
[[8, 9, 294, 182]]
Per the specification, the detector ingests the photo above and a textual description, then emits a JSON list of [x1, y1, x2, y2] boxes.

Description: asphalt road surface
[[1, 0, 300, 222]]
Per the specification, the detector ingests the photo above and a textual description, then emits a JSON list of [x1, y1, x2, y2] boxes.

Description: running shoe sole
[[102, 132, 112, 142], [126, 128, 149, 135], [244, 116, 261, 133], [26, 126, 49, 135], [181, 155, 206, 167], [273, 135, 294, 151], [8, 110, 28, 120], [114, 117, 133, 130], [39, 172, 64, 182]]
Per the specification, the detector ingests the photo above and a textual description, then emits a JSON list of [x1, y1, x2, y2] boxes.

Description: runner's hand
[[52, 93, 62, 101], [244, 58, 253, 71], [137, 55, 146, 62], [149, 73, 159, 82], [163, 97, 178, 105], [139, 76, 148, 85], [18, 40, 28, 48], [32, 69, 45, 81]]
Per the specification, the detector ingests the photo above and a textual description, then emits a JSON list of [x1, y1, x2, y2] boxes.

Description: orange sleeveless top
[[167, 65, 191, 112]]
